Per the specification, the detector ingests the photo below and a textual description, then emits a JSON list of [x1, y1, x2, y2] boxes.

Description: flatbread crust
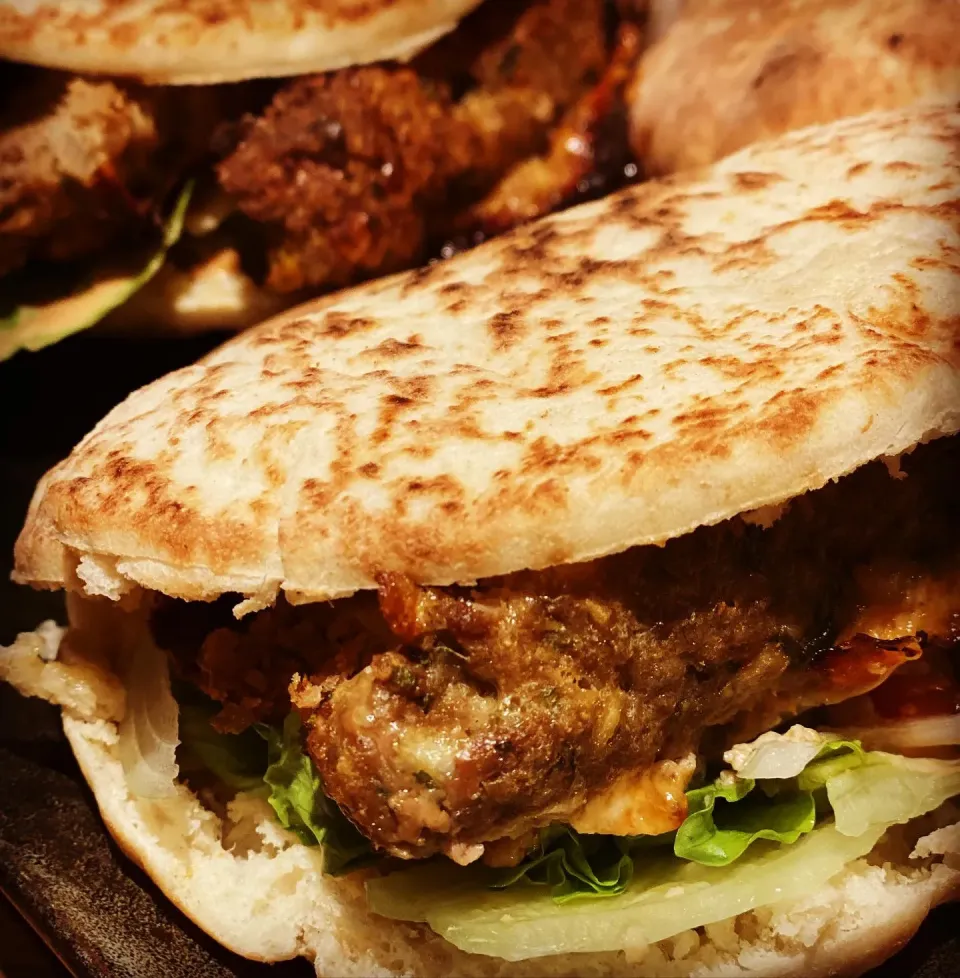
[[0, 0, 485, 84], [629, 0, 960, 175], [14, 102, 960, 608]]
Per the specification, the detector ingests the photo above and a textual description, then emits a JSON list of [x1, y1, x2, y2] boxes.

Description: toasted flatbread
[[15, 101, 960, 610], [0, 0, 485, 84], [629, 0, 960, 174]]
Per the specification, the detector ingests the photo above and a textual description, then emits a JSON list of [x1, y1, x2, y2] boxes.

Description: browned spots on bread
[[323, 311, 377, 337], [867, 272, 936, 340], [356, 337, 424, 361], [731, 171, 784, 191], [758, 388, 831, 444], [699, 355, 784, 384], [598, 374, 645, 397], [0, 0, 445, 74], [885, 160, 923, 174], [487, 309, 527, 351]]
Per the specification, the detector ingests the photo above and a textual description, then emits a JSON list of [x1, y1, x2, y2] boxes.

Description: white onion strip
[[117, 636, 180, 798], [833, 714, 960, 751]]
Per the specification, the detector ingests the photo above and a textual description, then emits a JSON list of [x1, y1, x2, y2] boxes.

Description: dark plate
[[0, 337, 957, 977]]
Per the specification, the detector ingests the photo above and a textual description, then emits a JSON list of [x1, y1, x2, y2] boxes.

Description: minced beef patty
[[154, 436, 960, 862]]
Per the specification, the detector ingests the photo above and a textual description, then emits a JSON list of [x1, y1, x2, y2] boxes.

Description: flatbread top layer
[[0, 0, 484, 84], [630, 0, 960, 175], [15, 102, 960, 609]]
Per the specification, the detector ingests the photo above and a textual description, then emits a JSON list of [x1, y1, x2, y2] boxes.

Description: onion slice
[[832, 714, 960, 751], [117, 635, 180, 798]]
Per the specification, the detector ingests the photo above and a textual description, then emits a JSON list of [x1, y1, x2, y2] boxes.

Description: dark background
[[0, 335, 956, 977]]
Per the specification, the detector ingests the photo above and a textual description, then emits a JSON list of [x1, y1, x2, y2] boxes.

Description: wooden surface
[[0, 895, 67, 978]]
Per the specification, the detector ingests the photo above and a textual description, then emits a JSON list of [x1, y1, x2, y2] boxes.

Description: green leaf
[[367, 737, 960, 962], [175, 688, 267, 793], [0, 180, 194, 360], [257, 712, 372, 874], [796, 740, 866, 791], [492, 827, 643, 902], [174, 684, 372, 875], [675, 777, 816, 866], [486, 731, 872, 900]]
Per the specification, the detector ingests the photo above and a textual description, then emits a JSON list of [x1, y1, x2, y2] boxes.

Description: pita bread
[[629, 0, 960, 175], [1, 617, 957, 978], [14, 101, 960, 610], [0, 0, 485, 84]]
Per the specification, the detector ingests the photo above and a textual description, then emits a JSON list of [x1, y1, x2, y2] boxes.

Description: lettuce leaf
[[670, 733, 868, 867], [369, 730, 960, 960], [174, 686, 371, 874], [827, 751, 960, 837], [492, 827, 651, 903], [257, 712, 372, 874], [674, 775, 816, 866], [0, 181, 193, 360], [176, 691, 266, 793], [498, 733, 863, 896]]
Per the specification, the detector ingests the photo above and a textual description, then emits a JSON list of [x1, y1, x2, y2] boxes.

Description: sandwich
[[629, 0, 960, 175], [0, 0, 641, 359], [2, 100, 960, 976]]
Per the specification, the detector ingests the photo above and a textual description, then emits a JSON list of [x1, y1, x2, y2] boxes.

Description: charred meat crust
[[216, 66, 470, 294], [157, 439, 960, 862], [215, 0, 614, 293]]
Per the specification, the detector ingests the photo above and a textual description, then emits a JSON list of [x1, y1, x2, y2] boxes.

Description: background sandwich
[[0, 0, 642, 359], [2, 100, 960, 975], [629, 0, 960, 175]]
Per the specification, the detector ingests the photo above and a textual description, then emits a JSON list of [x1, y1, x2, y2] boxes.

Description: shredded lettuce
[[0, 181, 193, 360], [367, 732, 960, 960], [256, 712, 372, 874]]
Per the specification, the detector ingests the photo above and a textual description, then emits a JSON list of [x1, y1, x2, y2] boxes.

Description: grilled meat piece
[[2, 0, 631, 295], [455, 20, 641, 237], [291, 441, 960, 860], [295, 568, 797, 861], [216, 0, 613, 292], [443, 0, 610, 188], [0, 65, 217, 277], [216, 66, 471, 294]]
